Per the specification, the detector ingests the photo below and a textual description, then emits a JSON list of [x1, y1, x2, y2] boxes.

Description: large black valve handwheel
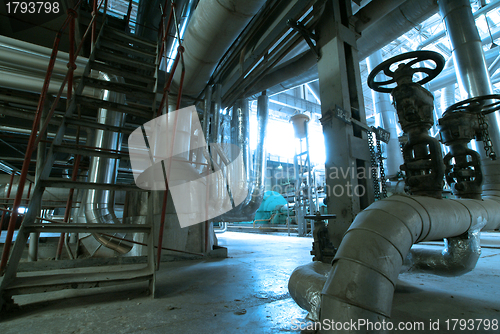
[[444, 94, 500, 115], [367, 51, 445, 93]]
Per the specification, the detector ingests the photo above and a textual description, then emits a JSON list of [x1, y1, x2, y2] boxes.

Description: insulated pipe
[[219, 93, 268, 221], [0, 178, 70, 203], [367, 51, 404, 178], [203, 86, 212, 143], [439, 0, 500, 197], [356, 0, 439, 61], [288, 261, 331, 322], [84, 74, 131, 254], [403, 224, 482, 277], [439, 58, 455, 121], [238, 93, 268, 218], [428, 46, 499, 92], [318, 194, 500, 333], [211, 84, 222, 145], [0, 35, 87, 76], [172, 0, 267, 96], [353, 0, 406, 33], [229, 99, 252, 206], [417, 0, 500, 50], [244, 51, 319, 99]]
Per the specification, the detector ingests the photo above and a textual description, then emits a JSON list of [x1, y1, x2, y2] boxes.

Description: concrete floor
[[0, 231, 499, 333]]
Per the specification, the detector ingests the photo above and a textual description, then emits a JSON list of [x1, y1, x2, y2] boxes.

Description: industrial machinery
[[289, 49, 500, 327]]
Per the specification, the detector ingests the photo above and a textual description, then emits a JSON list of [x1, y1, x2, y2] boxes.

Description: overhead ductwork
[[172, 0, 268, 97]]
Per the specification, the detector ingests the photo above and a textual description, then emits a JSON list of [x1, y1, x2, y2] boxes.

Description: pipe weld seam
[[215, 0, 258, 19], [322, 289, 390, 318], [345, 227, 406, 264], [400, 196, 433, 241], [362, 206, 419, 245], [449, 199, 475, 230], [333, 256, 396, 288]]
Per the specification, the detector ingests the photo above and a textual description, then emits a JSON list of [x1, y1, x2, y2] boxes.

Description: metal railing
[[0, 0, 108, 273], [154, 0, 190, 269]]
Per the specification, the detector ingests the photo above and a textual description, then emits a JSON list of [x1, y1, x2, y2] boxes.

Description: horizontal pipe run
[[317, 194, 500, 333]]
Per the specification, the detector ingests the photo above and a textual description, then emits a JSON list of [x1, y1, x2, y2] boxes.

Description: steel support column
[[316, 0, 373, 248]]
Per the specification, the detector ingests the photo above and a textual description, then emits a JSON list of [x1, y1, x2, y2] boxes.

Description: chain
[[376, 139, 387, 198], [368, 129, 380, 200], [477, 112, 497, 160]]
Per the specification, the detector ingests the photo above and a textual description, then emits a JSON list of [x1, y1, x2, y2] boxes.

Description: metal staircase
[[0, 19, 160, 311]]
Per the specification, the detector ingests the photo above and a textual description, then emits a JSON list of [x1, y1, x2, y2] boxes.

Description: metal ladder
[[0, 21, 160, 311]]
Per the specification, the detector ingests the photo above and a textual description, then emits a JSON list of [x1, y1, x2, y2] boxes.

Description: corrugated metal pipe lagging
[[218, 95, 269, 222], [172, 0, 268, 97], [317, 195, 500, 333], [83, 73, 132, 254]]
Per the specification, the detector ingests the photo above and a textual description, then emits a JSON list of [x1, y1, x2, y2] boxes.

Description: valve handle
[[367, 51, 445, 93], [444, 94, 500, 115]]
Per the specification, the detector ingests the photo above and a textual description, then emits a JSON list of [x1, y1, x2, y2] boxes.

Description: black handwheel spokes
[[444, 94, 500, 115], [367, 51, 445, 93]]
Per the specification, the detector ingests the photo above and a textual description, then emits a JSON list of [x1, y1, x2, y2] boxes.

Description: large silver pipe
[[172, 0, 267, 96], [403, 225, 482, 277], [428, 46, 500, 92], [0, 35, 87, 77], [84, 74, 131, 254], [240, 93, 268, 216], [353, 0, 406, 33], [0, 177, 70, 203], [417, 0, 500, 50], [219, 93, 268, 221], [440, 0, 500, 197], [439, 58, 455, 120], [367, 51, 404, 178], [288, 261, 331, 322], [356, 0, 438, 61], [211, 84, 222, 144], [230, 99, 253, 207], [317, 194, 500, 333], [203, 86, 212, 142]]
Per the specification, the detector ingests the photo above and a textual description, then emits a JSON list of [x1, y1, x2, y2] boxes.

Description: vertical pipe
[[439, 0, 500, 197], [212, 84, 222, 144], [203, 86, 212, 142], [367, 50, 404, 178]]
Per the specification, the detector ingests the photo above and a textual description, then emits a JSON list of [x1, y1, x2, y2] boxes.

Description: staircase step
[[89, 60, 155, 86], [24, 223, 151, 233], [75, 95, 152, 118], [41, 179, 146, 192], [65, 117, 135, 134], [4, 266, 153, 296], [105, 27, 157, 50], [54, 145, 130, 159], [100, 36, 157, 59], [82, 77, 156, 101], [95, 50, 156, 70]]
